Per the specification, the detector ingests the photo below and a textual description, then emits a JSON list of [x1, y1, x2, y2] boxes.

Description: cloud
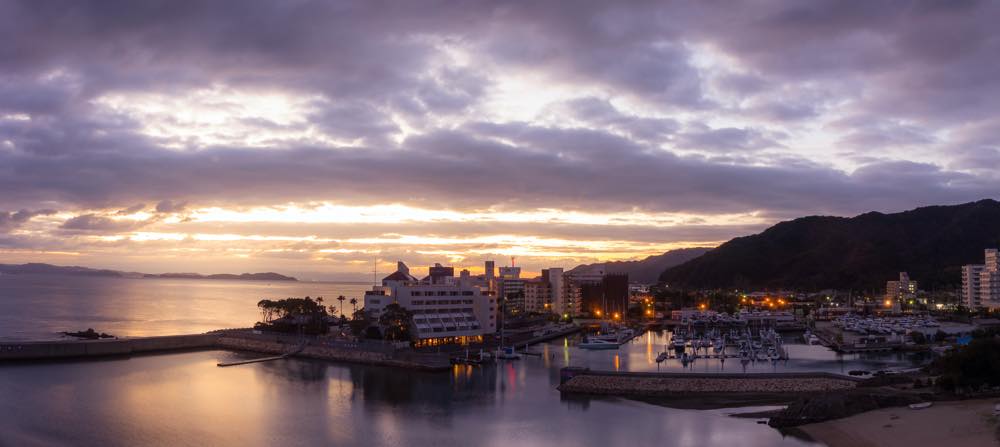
[[59, 214, 152, 233], [0, 209, 56, 232], [117, 203, 146, 215], [155, 200, 187, 214], [1, 0, 1000, 277]]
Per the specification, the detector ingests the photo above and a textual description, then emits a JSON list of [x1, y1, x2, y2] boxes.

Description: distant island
[[0, 263, 297, 281], [147, 272, 297, 281]]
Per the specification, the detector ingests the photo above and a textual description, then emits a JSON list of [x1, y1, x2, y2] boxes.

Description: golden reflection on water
[[114, 356, 270, 444]]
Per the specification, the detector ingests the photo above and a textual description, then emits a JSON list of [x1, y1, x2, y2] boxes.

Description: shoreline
[[799, 399, 1000, 447]]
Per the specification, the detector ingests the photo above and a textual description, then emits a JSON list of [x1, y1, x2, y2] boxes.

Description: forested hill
[[569, 247, 712, 284], [659, 200, 1000, 291]]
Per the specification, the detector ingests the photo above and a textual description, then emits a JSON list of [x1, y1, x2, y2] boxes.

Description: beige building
[[885, 272, 917, 313]]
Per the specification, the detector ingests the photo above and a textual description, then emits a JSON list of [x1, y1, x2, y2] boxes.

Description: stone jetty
[[557, 368, 860, 398]]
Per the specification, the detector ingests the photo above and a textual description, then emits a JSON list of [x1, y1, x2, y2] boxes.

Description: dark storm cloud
[[0, 0, 999, 221]]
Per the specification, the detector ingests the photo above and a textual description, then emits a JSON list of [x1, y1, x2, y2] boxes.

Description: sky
[[2, 0, 1000, 280]]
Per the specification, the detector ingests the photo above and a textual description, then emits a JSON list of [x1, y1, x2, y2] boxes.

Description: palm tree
[[349, 297, 358, 318], [337, 295, 346, 317]]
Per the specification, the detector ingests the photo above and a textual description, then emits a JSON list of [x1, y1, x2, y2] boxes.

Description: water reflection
[[558, 329, 926, 374], [0, 274, 371, 340], [0, 349, 823, 447]]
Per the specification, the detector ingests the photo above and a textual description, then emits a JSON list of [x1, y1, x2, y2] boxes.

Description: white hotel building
[[363, 262, 498, 347]]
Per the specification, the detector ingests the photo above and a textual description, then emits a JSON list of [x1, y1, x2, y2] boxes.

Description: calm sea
[[0, 274, 922, 446], [0, 273, 371, 340]]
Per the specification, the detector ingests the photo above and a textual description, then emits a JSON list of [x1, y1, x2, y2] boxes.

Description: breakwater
[[0, 331, 451, 371], [558, 368, 861, 398], [0, 334, 219, 360], [216, 333, 451, 371]]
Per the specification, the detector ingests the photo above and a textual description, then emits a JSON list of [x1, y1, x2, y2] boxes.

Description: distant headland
[[0, 263, 297, 282]]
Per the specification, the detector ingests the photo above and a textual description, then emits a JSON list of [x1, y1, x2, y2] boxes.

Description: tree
[[349, 297, 358, 318], [337, 295, 346, 317], [931, 338, 1000, 391], [378, 303, 413, 342], [255, 296, 330, 334]]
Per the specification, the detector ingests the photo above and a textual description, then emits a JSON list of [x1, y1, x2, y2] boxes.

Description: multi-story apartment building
[[363, 262, 498, 347], [564, 267, 628, 318], [885, 272, 917, 313], [523, 277, 551, 313], [962, 249, 1000, 310], [497, 266, 525, 314], [962, 264, 985, 308]]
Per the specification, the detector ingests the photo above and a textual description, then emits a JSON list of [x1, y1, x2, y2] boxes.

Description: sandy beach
[[800, 399, 1000, 447]]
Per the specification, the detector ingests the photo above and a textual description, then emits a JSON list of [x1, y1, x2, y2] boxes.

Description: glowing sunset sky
[[2, 1, 1000, 280]]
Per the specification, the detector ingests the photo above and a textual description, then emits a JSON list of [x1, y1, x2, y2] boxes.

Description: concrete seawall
[[0, 334, 220, 360], [1, 332, 451, 371], [558, 368, 861, 397], [215, 336, 450, 371]]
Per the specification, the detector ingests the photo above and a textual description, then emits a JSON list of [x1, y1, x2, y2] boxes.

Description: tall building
[[497, 266, 525, 314], [363, 261, 498, 347], [545, 267, 565, 315], [962, 264, 985, 308], [565, 267, 628, 318], [962, 249, 1000, 310], [884, 272, 917, 312], [981, 249, 1000, 309], [523, 277, 551, 313]]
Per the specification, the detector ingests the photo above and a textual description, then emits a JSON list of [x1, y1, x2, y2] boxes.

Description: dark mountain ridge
[[659, 199, 1000, 291], [569, 247, 713, 284]]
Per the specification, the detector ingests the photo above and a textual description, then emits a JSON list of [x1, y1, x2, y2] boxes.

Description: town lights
[[613, 312, 621, 320], [645, 309, 653, 316], [884, 299, 893, 308], [594, 309, 602, 317], [698, 303, 706, 310]]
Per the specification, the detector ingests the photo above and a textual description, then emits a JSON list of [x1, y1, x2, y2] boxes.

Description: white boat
[[579, 338, 620, 350], [713, 339, 725, 353], [908, 402, 933, 410], [497, 346, 521, 360], [672, 336, 686, 353]]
